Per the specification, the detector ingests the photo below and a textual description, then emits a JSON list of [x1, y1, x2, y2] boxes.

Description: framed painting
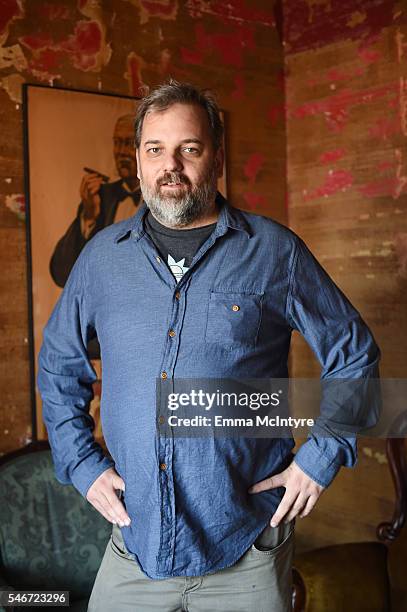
[[23, 84, 227, 441]]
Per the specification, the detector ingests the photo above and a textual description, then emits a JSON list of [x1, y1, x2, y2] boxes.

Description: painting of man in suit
[[50, 114, 142, 288]]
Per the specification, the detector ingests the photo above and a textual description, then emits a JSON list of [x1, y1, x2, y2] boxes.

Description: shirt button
[[175, 291, 181, 300], [156, 256, 162, 263], [169, 329, 176, 337], [232, 304, 240, 311], [158, 415, 165, 425], [161, 371, 168, 379], [160, 463, 167, 471]]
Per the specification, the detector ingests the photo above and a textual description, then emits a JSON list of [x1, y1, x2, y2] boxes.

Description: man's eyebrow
[[180, 138, 203, 145], [143, 138, 204, 146]]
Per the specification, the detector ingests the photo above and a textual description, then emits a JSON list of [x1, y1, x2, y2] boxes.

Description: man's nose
[[163, 151, 183, 172]]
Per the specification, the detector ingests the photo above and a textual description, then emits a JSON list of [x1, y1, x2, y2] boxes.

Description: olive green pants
[[88, 519, 295, 612]]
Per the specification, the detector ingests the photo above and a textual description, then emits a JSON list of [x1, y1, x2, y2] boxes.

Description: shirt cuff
[[66, 453, 115, 498], [293, 437, 347, 488]]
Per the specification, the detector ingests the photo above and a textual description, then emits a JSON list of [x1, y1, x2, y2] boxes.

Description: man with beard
[[37, 81, 380, 611], [49, 114, 142, 289]]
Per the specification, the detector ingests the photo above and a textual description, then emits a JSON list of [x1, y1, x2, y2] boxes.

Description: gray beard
[[139, 169, 218, 227]]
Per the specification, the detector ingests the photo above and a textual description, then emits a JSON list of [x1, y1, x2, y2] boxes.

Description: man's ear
[[215, 147, 224, 179], [136, 149, 141, 181]]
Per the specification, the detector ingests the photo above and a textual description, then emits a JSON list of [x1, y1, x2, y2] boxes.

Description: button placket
[[156, 282, 189, 575]]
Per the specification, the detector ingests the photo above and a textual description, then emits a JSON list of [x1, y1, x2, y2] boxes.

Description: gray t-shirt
[[144, 210, 217, 282]]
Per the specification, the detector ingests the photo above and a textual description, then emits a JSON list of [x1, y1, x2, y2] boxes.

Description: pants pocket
[[110, 523, 135, 560], [251, 518, 295, 556]]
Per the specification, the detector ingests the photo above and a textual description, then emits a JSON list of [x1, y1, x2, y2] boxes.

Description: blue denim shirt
[[37, 193, 380, 579]]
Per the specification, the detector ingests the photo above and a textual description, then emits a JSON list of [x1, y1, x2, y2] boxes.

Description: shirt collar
[[114, 191, 252, 244]]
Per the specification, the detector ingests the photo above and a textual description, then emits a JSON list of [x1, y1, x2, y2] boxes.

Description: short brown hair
[[134, 79, 224, 150]]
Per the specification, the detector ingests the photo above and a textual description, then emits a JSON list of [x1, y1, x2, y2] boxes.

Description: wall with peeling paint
[[0, 1, 286, 450], [285, 0, 407, 379], [285, 1, 407, 604]]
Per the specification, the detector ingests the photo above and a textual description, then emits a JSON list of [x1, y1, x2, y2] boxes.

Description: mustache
[[157, 172, 191, 187]]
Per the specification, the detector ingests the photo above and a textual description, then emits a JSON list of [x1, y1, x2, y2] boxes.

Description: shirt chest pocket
[[205, 291, 264, 348]]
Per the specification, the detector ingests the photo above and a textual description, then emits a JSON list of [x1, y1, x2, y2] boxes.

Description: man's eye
[[147, 147, 161, 154], [183, 147, 199, 154]]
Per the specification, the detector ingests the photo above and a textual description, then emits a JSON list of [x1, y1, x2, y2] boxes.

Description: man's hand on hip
[[248, 460, 325, 526], [86, 468, 131, 527]]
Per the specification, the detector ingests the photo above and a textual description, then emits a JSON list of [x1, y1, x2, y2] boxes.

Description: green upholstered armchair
[[0, 441, 111, 612]]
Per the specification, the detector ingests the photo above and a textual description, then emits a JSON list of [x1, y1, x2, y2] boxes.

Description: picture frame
[[23, 84, 227, 441]]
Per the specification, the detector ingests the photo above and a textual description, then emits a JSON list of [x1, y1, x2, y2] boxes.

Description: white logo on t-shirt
[[168, 254, 189, 281]]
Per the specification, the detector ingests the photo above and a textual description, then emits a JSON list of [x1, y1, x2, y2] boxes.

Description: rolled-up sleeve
[[286, 237, 381, 488], [37, 246, 115, 497]]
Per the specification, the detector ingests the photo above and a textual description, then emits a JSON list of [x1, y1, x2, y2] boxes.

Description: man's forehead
[[142, 103, 210, 138]]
